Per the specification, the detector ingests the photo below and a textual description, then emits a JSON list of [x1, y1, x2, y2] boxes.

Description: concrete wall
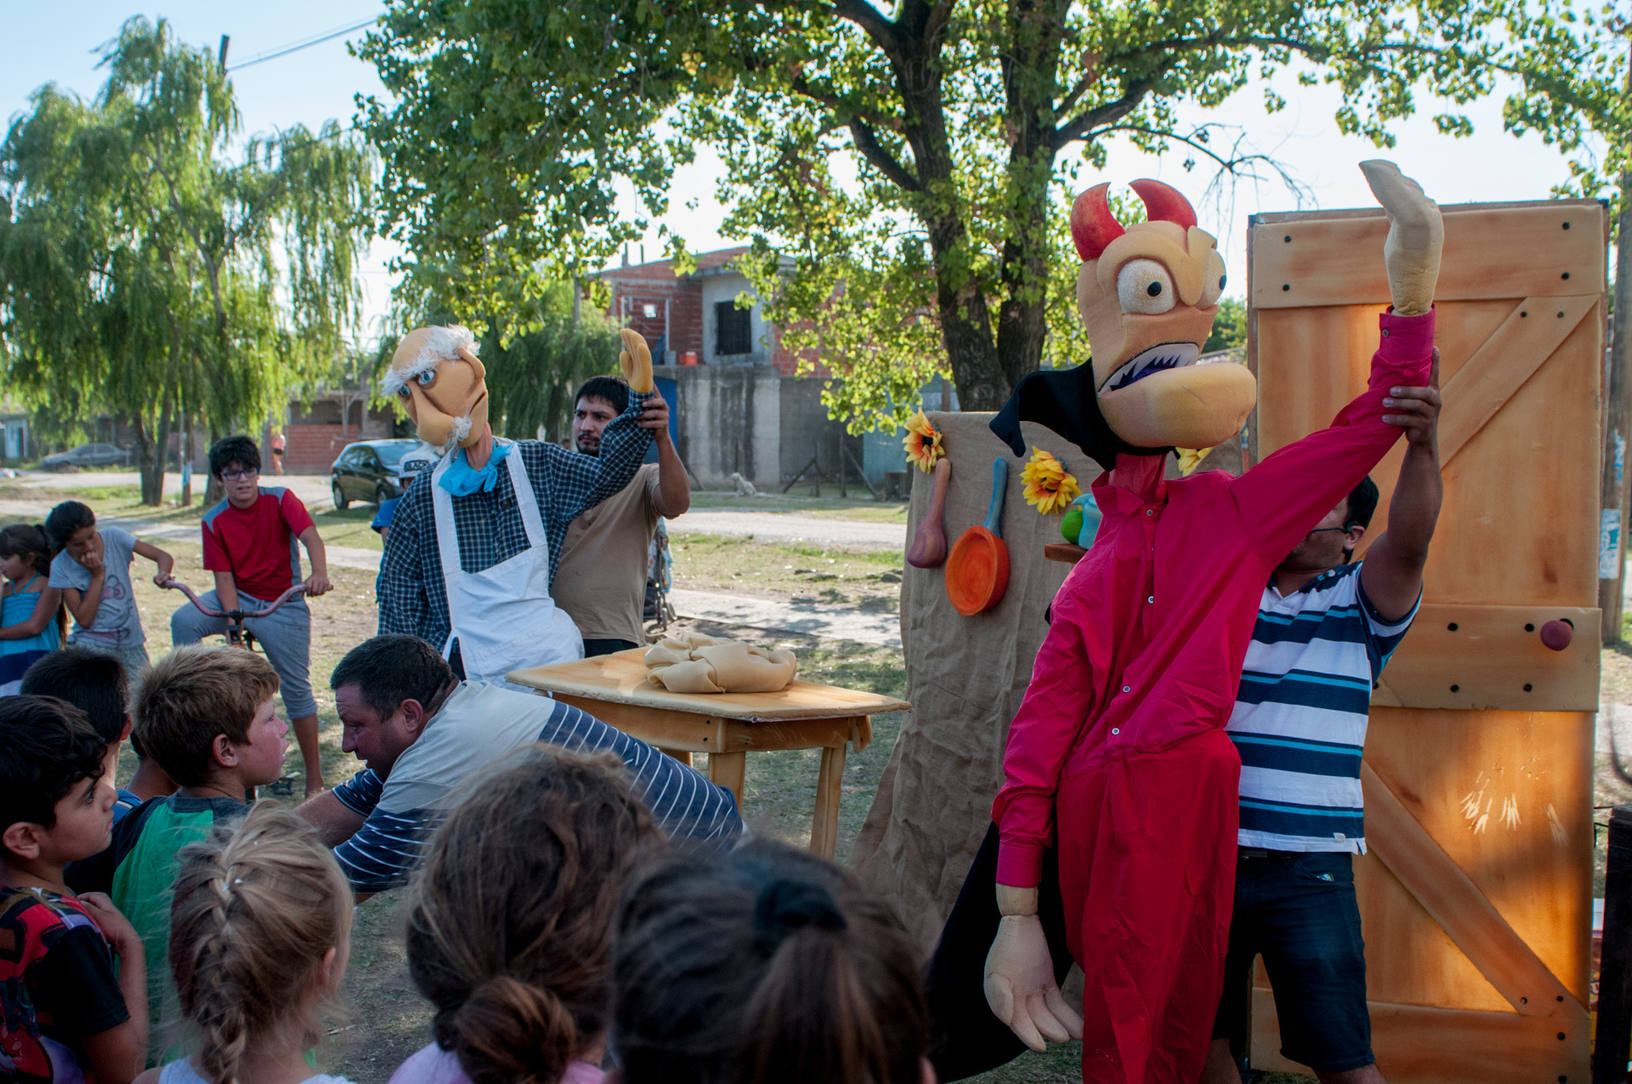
[[664, 364, 838, 491]]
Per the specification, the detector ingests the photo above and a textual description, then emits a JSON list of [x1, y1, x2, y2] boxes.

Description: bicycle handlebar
[[161, 581, 310, 622]]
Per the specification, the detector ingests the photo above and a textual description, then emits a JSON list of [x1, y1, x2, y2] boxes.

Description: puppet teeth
[[1102, 342, 1202, 392]]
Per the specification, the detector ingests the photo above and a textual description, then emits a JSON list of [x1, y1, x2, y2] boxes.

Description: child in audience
[[0, 695, 148, 1082], [392, 748, 665, 1084], [67, 645, 288, 1059], [0, 523, 64, 694], [22, 646, 177, 821], [133, 802, 355, 1084], [45, 501, 174, 676], [610, 839, 933, 1084]]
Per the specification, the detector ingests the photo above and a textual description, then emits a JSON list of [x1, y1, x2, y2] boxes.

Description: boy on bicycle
[[170, 435, 331, 797]]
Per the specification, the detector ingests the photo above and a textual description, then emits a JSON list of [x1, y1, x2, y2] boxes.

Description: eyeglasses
[[1305, 526, 1352, 535], [221, 468, 259, 481]]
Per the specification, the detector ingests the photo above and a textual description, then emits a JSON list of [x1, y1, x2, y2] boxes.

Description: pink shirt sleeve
[[1230, 308, 1435, 564], [990, 578, 1098, 887]]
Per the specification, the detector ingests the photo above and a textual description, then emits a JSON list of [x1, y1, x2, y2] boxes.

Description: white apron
[[430, 444, 583, 687]]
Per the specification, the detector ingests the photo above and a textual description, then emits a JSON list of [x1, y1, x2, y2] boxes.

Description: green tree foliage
[[358, 0, 1623, 431], [0, 17, 373, 502]]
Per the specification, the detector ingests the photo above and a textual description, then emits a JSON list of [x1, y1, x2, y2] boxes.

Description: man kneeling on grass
[[299, 634, 746, 897]]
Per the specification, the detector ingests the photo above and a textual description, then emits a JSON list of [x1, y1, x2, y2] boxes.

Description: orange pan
[[946, 458, 1010, 615]]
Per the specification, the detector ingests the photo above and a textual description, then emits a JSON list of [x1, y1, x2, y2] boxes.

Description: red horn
[[1130, 178, 1196, 230], [1071, 183, 1124, 262]]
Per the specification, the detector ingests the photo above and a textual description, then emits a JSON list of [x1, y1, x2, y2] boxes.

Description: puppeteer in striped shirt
[[1226, 560, 1419, 854]]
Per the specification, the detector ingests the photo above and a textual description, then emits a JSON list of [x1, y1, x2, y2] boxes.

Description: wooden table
[[508, 649, 910, 859]]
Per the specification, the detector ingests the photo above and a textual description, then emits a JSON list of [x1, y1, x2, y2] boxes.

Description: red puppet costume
[[937, 162, 1443, 1084]]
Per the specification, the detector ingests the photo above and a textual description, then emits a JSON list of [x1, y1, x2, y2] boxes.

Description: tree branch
[[849, 116, 922, 191], [830, 0, 902, 64], [1052, 72, 1159, 149]]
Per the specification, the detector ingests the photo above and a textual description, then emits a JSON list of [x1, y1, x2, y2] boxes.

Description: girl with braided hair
[[609, 839, 935, 1084], [135, 803, 354, 1084], [390, 747, 665, 1084]]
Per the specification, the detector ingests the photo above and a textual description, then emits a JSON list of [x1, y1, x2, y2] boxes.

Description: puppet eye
[[395, 385, 412, 400], [1199, 251, 1227, 308], [415, 369, 437, 389], [1116, 260, 1176, 315]]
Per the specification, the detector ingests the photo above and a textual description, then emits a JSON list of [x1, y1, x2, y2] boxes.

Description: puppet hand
[[619, 329, 655, 394], [983, 914, 1083, 1052], [1361, 160, 1442, 317]]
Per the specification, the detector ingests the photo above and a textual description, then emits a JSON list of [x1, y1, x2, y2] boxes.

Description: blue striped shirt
[[331, 682, 744, 892], [1227, 561, 1417, 853]]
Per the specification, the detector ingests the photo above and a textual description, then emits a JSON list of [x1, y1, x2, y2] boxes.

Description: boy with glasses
[[169, 434, 332, 797]]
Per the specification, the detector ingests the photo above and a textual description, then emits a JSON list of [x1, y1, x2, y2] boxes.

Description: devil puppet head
[[991, 180, 1256, 470], [382, 325, 490, 451]]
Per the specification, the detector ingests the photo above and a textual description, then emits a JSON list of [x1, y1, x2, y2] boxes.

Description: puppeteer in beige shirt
[[553, 462, 661, 645]]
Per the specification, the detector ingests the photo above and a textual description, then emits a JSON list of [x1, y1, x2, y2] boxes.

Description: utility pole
[[218, 35, 230, 71], [1599, 38, 1632, 644]]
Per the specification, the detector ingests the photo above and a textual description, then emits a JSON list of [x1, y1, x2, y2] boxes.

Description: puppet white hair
[[380, 324, 479, 396]]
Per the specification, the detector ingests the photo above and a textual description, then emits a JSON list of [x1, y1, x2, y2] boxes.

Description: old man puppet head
[[382, 325, 491, 453]]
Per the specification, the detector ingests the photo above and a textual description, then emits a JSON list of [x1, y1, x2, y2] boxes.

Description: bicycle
[[161, 580, 310, 652]]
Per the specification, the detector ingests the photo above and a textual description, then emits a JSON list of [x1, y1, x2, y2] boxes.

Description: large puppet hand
[[619, 329, 655, 393], [983, 914, 1084, 1052], [1361, 160, 1442, 317]]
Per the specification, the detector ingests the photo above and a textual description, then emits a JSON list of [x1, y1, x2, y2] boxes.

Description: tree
[[0, 17, 373, 503], [358, 0, 1624, 431]]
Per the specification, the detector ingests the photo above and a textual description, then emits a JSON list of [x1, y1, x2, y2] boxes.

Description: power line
[[225, 16, 380, 72]]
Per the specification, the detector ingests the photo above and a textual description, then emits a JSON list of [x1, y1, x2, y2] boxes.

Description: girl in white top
[[134, 803, 355, 1084]]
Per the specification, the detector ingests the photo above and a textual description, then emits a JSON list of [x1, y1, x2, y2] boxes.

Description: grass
[[671, 533, 902, 609], [687, 488, 910, 523]]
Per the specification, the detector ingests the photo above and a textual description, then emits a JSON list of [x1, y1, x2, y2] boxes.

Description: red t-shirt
[[201, 487, 314, 600]]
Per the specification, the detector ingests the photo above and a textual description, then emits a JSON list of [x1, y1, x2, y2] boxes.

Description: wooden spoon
[[906, 458, 953, 568]]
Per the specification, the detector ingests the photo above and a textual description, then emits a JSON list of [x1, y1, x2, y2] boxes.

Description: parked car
[[40, 443, 135, 470], [330, 438, 435, 509]]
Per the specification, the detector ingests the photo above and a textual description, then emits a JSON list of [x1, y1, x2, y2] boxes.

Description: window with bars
[[715, 301, 752, 356]]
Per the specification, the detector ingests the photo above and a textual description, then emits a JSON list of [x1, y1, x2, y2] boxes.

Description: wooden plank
[[1044, 543, 1085, 564], [1250, 201, 1605, 310], [1373, 604, 1601, 711], [709, 750, 746, 801], [556, 697, 867, 755], [810, 744, 848, 860], [511, 647, 909, 721], [1436, 294, 1600, 468], [1361, 760, 1580, 1016], [1251, 991, 1589, 1083]]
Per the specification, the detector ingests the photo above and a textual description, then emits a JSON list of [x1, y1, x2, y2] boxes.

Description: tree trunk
[[180, 414, 194, 506], [132, 416, 161, 506], [141, 399, 175, 506]]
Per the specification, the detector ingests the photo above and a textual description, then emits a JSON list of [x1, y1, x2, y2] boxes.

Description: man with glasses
[[170, 434, 333, 798], [1202, 357, 1443, 1084]]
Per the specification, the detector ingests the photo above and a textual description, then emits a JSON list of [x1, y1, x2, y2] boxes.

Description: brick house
[[595, 247, 826, 377], [590, 248, 855, 491]]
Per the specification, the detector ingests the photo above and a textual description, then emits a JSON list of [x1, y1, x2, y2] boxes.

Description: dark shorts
[[1212, 849, 1374, 1074]]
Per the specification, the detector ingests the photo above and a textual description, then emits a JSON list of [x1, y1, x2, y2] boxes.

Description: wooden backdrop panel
[[1245, 198, 1603, 1083]]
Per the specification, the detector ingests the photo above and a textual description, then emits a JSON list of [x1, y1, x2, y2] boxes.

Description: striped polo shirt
[[331, 682, 745, 893], [1227, 561, 1417, 853]]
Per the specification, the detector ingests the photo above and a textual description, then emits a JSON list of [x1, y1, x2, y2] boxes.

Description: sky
[[3, 1, 1604, 339]]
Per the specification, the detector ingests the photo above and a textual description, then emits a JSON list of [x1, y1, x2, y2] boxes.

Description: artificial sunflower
[[1021, 447, 1080, 514], [1175, 446, 1213, 476], [903, 411, 945, 472]]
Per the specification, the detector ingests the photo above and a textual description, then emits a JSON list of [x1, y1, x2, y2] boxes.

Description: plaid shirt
[[377, 392, 652, 651]]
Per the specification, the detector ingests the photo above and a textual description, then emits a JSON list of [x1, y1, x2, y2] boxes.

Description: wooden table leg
[[709, 750, 747, 803], [810, 741, 849, 860], [660, 748, 693, 767]]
